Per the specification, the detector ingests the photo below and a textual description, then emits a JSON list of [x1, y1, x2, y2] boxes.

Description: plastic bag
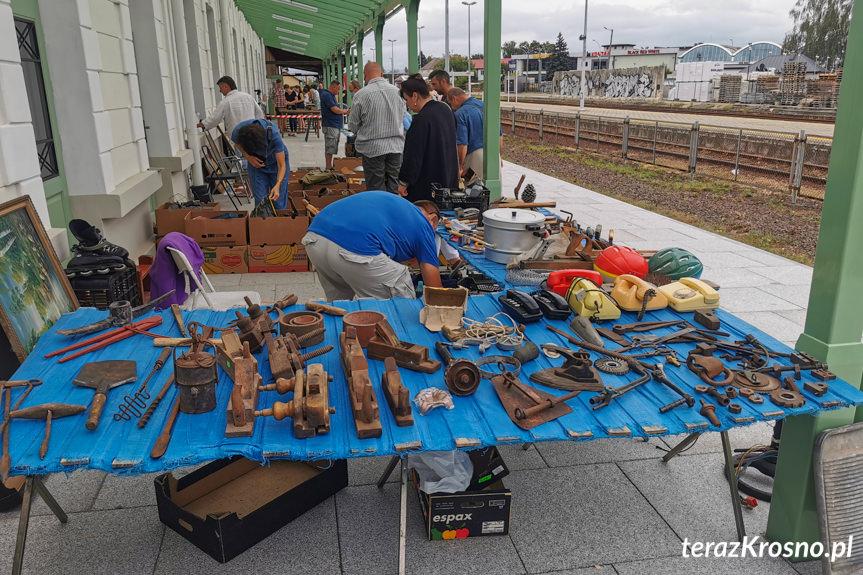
[[408, 450, 473, 494]]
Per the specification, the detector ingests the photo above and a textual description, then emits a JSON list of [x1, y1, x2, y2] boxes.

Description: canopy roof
[[236, 0, 401, 60]]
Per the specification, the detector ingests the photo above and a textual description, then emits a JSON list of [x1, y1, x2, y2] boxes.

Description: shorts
[[323, 126, 341, 155]]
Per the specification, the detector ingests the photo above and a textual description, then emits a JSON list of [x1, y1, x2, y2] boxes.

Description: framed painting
[[0, 195, 78, 361]]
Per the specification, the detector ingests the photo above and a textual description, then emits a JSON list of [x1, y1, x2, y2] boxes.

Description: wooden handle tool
[[0, 388, 10, 482], [151, 395, 180, 459], [171, 304, 187, 337], [153, 337, 223, 347], [305, 301, 346, 316], [139, 374, 175, 428], [302, 199, 320, 216]]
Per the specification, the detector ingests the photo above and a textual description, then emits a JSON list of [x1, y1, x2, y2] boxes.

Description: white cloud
[[356, 0, 796, 75]]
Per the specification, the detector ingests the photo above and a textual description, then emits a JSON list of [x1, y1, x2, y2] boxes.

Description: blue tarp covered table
[[7, 294, 863, 477]]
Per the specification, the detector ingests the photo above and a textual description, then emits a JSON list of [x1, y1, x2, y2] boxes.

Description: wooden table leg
[[13, 476, 67, 575]]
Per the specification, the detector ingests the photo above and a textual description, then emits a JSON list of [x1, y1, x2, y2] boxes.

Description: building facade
[[0, 0, 264, 261]]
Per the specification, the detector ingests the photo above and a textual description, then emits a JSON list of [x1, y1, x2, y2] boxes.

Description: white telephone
[[659, 278, 720, 312]]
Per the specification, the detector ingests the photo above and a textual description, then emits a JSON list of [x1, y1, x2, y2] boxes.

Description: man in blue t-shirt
[[319, 80, 350, 171], [447, 87, 502, 180], [302, 192, 443, 301], [232, 118, 289, 209]]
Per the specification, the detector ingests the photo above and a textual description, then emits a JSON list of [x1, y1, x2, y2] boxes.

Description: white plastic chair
[[166, 246, 261, 311]]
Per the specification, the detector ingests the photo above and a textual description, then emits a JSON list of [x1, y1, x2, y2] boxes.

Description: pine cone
[[521, 183, 536, 203]]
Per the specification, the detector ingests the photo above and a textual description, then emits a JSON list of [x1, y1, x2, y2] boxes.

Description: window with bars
[[15, 17, 59, 181]]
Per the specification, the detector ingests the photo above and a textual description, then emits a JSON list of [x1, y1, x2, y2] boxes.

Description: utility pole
[[604, 26, 614, 69], [463, 1, 476, 95], [389, 39, 397, 83], [445, 0, 450, 72], [580, 0, 588, 110], [418, 25, 425, 70]]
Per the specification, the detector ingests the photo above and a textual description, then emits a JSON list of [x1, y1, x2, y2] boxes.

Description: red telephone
[[547, 269, 604, 296]]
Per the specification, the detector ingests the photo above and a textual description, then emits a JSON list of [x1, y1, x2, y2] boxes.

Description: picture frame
[[0, 195, 78, 361]]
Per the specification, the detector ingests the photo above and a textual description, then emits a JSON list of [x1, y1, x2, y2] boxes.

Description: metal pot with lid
[[482, 208, 546, 264]]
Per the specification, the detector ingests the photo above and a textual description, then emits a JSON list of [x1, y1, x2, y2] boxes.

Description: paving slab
[[701, 267, 771, 289], [716, 287, 804, 313], [347, 455, 399, 487], [535, 438, 666, 467], [776, 309, 809, 326], [613, 554, 800, 574], [337, 482, 526, 575], [206, 273, 244, 287], [8, 470, 107, 518], [791, 559, 824, 574], [0, 506, 162, 575], [154, 497, 340, 575], [618, 452, 772, 542], [495, 443, 548, 471], [92, 472, 161, 510], [506, 465, 680, 572], [758, 283, 811, 309], [534, 568, 618, 575], [749, 265, 814, 286]]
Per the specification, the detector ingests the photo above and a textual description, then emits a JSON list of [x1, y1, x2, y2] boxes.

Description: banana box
[[201, 246, 248, 274], [247, 244, 308, 273]]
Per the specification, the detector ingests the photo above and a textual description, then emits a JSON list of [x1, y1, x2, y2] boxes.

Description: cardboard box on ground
[[184, 211, 248, 246], [247, 244, 308, 272], [155, 202, 220, 236], [414, 447, 512, 540], [202, 246, 248, 274], [155, 457, 348, 563]]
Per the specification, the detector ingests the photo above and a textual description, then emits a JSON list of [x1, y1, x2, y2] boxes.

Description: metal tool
[[491, 367, 573, 430], [46, 315, 164, 363], [700, 399, 721, 426], [274, 293, 299, 309], [531, 346, 603, 392], [170, 304, 187, 337], [435, 341, 481, 396], [612, 320, 686, 334], [113, 347, 172, 421], [138, 374, 175, 429], [174, 333, 218, 414], [367, 319, 442, 374], [305, 301, 346, 316], [569, 316, 604, 347], [255, 364, 336, 438], [0, 379, 43, 480], [10, 404, 87, 459], [151, 394, 180, 459], [55, 291, 174, 336], [72, 361, 138, 430]]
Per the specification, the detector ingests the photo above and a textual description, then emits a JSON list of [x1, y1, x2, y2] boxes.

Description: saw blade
[[594, 357, 630, 375]]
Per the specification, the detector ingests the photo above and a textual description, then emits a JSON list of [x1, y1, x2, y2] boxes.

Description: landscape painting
[[0, 196, 77, 361]]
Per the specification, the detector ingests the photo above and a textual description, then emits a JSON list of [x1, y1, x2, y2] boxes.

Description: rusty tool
[[274, 293, 299, 309], [513, 174, 526, 199], [152, 337, 224, 347], [174, 333, 218, 414], [73, 360, 138, 430], [531, 346, 604, 392], [55, 291, 174, 336], [0, 380, 42, 480], [170, 304, 187, 337], [491, 367, 574, 430], [46, 315, 164, 363], [113, 347, 172, 421], [699, 399, 721, 427], [10, 404, 87, 459], [435, 341, 481, 396], [380, 357, 413, 426], [302, 198, 320, 216], [151, 394, 180, 459], [367, 319, 442, 374], [339, 326, 383, 439], [305, 301, 346, 316], [255, 364, 336, 438], [281, 311, 326, 345], [612, 320, 687, 334], [138, 373, 175, 428]]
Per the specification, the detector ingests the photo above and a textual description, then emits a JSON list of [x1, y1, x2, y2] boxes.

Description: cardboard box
[[413, 470, 511, 540], [308, 187, 351, 210], [248, 212, 310, 246], [155, 202, 220, 236], [155, 457, 348, 563], [333, 157, 363, 171], [247, 244, 308, 273], [202, 245, 248, 274], [185, 211, 247, 246], [466, 447, 510, 492]]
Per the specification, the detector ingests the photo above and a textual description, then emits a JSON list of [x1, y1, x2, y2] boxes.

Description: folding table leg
[[13, 476, 67, 575], [399, 458, 408, 575], [377, 455, 400, 488], [660, 432, 700, 463], [720, 430, 746, 542]]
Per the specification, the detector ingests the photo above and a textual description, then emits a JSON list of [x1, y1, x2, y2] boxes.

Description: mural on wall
[[554, 66, 665, 99]]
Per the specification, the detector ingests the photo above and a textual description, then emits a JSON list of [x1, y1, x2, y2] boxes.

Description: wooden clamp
[[339, 326, 382, 439], [254, 364, 335, 438], [366, 319, 442, 374], [381, 357, 413, 427]]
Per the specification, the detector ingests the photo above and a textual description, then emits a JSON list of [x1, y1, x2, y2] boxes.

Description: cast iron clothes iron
[[490, 364, 574, 430]]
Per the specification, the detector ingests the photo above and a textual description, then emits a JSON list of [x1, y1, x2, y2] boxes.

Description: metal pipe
[[219, 0, 233, 76], [580, 0, 588, 110], [171, 0, 204, 185], [463, 2, 476, 95], [445, 0, 450, 72]]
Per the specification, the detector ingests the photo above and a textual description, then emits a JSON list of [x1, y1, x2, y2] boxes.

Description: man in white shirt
[[197, 76, 264, 136]]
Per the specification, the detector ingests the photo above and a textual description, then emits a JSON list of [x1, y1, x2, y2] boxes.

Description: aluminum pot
[[482, 208, 546, 264]]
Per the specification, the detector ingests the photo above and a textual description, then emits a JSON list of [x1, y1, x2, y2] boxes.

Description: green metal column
[[766, 8, 863, 553], [345, 42, 353, 106], [375, 14, 384, 69], [356, 34, 364, 84], [403, 0, 419, 74], [482, 0, 502, 198]]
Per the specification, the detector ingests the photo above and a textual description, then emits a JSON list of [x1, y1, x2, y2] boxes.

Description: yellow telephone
[[610, 274, 668, 312], [565, 278, 621, 320], [659, 277, 720, 312]]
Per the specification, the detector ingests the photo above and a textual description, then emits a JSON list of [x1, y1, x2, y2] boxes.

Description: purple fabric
[[150, 232, 204, 309]]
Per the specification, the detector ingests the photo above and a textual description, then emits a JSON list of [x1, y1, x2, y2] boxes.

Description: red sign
[[589, 51, 610, 57]]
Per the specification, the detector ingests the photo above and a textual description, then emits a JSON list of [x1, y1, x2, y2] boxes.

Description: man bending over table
[[302, 192, 443, 301]]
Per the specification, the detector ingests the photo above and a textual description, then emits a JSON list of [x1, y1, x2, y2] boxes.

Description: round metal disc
[[594, 357, 630, 375]]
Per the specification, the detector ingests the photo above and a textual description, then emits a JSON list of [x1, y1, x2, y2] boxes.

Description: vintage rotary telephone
[[659, 277, 720, 312], [564, 278, 621, 321], [609, 274, 669, 313]]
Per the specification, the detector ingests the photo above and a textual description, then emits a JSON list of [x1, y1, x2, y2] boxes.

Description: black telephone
[[529, 289, 571, 321], [498, 289, 543, 323]]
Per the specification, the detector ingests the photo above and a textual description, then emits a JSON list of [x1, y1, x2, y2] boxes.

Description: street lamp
[[462, 1, 476, 95], [580, 0, 588, 110], [418, 25, 425, 70], [388, 39, 397, 83], [603, 26, 613, 70]]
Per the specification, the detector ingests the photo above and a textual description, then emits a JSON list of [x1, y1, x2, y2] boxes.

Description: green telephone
[[659, 277, 720, 312], [609, 274, 668, 312], [565, 278, 621, 321]]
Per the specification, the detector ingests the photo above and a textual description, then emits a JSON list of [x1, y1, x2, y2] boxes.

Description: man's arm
[[457, 144, 468, 175], [198, 99, 227, 130], [347, 95, 362, 132], [270, 151, 286, 201], [419, 262, 442, 288]]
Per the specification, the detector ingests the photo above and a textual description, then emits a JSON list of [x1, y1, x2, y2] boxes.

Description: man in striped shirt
[[348, 62, 406, 194]]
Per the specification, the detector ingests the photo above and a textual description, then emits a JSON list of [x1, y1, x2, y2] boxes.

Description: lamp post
[[388, 39, 396, 83], [462, 1, 476, 95], [418, 25, 425, 70], [603, 26, 613, 70], [445, 0, 450, 72], [580, 0, 588, 110]]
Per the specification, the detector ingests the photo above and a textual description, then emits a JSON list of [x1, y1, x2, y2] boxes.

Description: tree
[[783, 0, 853, 71], [502, 41, 518, 57], [545, 32, 571, 74]]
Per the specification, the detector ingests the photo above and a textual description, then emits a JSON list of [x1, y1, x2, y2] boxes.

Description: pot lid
[[483, 208, 545, 226]]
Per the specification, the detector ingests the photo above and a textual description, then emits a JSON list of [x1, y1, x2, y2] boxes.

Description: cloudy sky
[[364, 0, 797, 72]]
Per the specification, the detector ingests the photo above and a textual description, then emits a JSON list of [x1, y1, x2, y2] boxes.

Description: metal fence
[[504, 107, 831, 200]]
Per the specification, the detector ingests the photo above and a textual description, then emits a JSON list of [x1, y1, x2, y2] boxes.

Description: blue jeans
[[288, 108, 297, 133], [247, 167, 289, 210]]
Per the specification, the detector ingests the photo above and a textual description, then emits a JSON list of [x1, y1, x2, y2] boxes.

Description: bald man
[[348, 62, 406, 194]]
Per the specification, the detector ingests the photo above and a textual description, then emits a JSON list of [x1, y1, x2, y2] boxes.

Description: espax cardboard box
[[202, 246, 248, 274]]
